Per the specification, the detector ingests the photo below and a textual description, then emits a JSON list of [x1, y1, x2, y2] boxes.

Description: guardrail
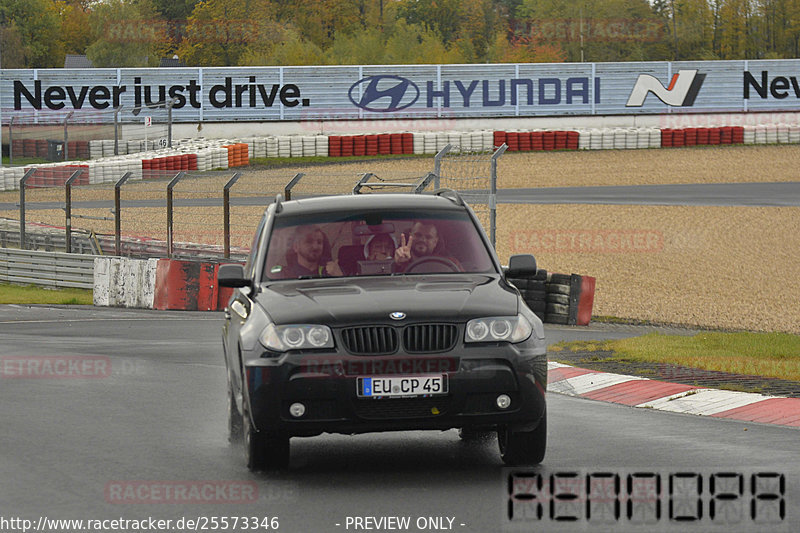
[[0, 248, 98, 289]]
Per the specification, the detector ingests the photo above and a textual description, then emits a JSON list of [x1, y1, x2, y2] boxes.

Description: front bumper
[[244, 342, 547, 437]]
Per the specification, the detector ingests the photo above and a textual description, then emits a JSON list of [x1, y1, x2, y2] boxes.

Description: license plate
[[357, 375, 448, 398]]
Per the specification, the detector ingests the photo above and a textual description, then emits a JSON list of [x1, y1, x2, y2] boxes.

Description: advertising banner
[[2, 60, 800, 123]]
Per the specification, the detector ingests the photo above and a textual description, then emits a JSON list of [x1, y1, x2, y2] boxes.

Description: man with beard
[[393, 221, 462, 272], [281, 226, 343, 278]]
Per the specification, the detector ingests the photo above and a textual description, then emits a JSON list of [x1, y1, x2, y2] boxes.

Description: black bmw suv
[[218, 190, 547, 470]]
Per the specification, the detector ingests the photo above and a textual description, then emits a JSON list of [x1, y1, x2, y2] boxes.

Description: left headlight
[[259, 324, 334, 351], [465, 315, 533, 344]]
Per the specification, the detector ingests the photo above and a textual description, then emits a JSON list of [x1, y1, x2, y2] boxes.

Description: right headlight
[[259, 324, 334, 351], [465, 315, 533, 344]]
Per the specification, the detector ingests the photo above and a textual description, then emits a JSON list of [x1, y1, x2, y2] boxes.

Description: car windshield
[[263, 209, 495, 280]]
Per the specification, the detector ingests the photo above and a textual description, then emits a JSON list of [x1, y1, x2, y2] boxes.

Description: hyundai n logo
[[348, 75, 420, 112], [626, 70, 706, 107]]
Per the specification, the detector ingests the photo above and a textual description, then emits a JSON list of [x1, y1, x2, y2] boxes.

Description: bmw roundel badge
[[390, 312, 406, 320]]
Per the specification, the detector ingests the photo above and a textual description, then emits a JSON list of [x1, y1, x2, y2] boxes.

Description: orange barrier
[[153, 259, 218, 311]]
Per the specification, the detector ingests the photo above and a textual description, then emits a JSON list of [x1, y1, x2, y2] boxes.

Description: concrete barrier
[[93, 257, 157, 308]]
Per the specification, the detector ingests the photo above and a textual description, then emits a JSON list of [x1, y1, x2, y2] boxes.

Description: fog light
[[289, 402, 306, 418], [496, 394, 512, 409]]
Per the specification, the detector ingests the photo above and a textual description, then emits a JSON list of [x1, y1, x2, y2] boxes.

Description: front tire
[[227, 385, 243, 443], [243, 409, 290, 471], [498, 411, 546, 465]]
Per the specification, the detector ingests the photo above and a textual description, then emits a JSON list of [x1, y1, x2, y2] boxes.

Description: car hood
[[256, 274, 519, 326]]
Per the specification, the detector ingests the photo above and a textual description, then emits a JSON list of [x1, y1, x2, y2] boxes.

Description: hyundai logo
[[348, 75, 420, 113], [390, 312, 406, 321]]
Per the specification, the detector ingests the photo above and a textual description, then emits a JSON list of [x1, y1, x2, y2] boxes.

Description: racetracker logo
[[348, 75, 420, 112], [626, 70, 706, 107]]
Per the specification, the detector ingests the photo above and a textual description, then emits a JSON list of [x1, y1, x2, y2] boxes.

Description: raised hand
[[394, 233, 413, 265]]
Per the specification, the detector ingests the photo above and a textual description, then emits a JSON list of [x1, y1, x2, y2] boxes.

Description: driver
[[393, 221, 462, 272]]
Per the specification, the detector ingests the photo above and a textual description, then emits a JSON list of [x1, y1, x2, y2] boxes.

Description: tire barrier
[[5, 123, 800, 192], [509, 270, 596, 326], [94, 257, 241, 311]]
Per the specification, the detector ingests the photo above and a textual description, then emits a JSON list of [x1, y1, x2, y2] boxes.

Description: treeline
[[2, 0, 800, 69]]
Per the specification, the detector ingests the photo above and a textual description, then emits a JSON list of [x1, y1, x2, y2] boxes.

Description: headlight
[[260, 324, 334, 351], [465, 315, 532, 343]]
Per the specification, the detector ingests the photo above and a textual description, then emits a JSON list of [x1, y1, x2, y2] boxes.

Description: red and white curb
[[547, 362, 800, 428]]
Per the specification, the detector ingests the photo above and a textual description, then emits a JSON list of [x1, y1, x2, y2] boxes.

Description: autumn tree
[[52, 0, 93, 57], [85, 0, 163, 67], [178, 0, 276, 66], [0, 0, 61, 67]]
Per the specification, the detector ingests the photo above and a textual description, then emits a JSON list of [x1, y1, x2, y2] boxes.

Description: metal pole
[[63, 111, 73, 161], [489, 143, 508, 250], [114, 106, 122, 156], [64, 170, 83, 253], [223, 172, 242, 258], [167, 99, 173, 148], [9, 117, 14, 166], [284, 172, 304, 201], [19, 169, 36, 250], [114, 172, 132, 256], [166, 172, 185, 258], [433, 144, 452, 190]]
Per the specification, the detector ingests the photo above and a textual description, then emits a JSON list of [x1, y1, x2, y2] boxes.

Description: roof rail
[[353, 172, 435, 195], [433, 188, 464, 206], [274, 193, 284, 213]]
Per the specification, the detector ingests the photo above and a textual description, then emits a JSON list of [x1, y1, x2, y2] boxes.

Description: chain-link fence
[[434, 143, 507, 248], [4, 105, 173, 166]]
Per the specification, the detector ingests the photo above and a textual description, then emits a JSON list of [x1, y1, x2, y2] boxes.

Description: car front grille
[[341, 326, 398, 355], [403, 324, 458, 353], [353, 397, 452, 419], [341, 324, 459, 355]]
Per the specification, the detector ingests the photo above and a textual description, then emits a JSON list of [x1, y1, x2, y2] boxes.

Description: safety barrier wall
[[93, 257, 237, 311], [0, 247, 97, 289]]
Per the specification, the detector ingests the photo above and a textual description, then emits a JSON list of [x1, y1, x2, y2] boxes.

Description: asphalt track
[[1, 306, 797, 533], [3, 181, 799, 211]]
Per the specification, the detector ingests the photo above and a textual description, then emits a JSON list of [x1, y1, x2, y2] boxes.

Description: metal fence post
[[8, 117, 14, 166], [63, 111, 74, 161], [166, 172, 185, 258], [114, 172, 132, 256], [284, 172, 304, 201], [488, 143, 508, 249], [433, 144, 452, 190], [167, 99, 174, 148], [64, 169, 84, 253], [223, 172, 242, 258], [19, 169, 37, 250], [114, 107, 122, 156]]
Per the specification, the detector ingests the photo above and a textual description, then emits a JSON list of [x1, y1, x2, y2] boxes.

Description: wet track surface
[[1, 306, 797, 532]]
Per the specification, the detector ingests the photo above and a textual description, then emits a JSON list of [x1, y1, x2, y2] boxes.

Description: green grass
[[2, 156, 49, 166], [553, 332, 800, 381], [0, 282, 93, 305]]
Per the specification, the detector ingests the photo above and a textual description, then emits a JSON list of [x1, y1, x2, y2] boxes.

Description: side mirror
[[506, 254, 538, 278], [218, 264, 249, 288]]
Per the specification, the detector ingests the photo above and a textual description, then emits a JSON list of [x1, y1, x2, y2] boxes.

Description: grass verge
[[0, 282, 93, 305], [551, 331, 800, 382]]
